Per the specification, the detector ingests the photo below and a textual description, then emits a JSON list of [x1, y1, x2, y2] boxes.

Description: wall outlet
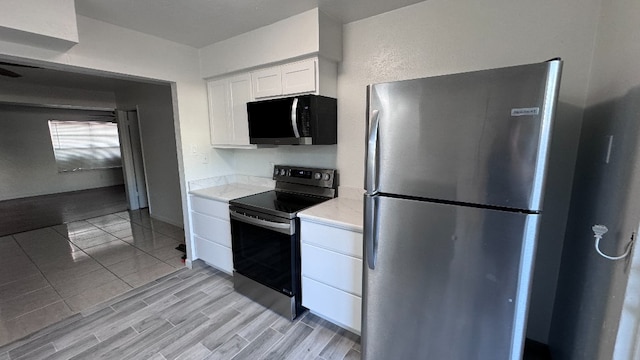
[[191, 145, 198, 155]]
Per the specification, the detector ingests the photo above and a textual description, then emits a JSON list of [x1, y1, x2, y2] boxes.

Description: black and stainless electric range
[[229, 165, 337, 320]]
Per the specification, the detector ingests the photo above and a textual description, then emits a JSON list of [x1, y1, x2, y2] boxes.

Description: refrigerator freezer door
[[366, 60, 562, 211], [362, 195, 540, 360]]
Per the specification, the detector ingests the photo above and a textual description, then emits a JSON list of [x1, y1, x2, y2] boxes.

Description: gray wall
[[116, 83, 183, 227], [0, 104, 124, 201], [550, 87, 640, 359], [548, 0, 640, 358]]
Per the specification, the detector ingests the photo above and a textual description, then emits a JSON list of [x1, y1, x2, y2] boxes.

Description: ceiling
[[75, 0, 424, 48], [0, 62, 150, 92], [0, 1, 423, 92]]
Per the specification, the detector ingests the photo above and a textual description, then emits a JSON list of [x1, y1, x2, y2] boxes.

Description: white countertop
[[188, 183, 272, 203], [298, 196, 363, 233]]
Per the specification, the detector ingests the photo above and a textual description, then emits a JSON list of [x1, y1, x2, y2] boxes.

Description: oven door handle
[[230, 211, 294, 235]]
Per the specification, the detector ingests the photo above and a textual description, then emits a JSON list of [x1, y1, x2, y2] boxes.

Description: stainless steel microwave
[[247, 94, 337, 145]]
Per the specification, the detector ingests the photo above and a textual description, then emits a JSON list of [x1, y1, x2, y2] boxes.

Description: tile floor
[[0, 209, 186, 346]]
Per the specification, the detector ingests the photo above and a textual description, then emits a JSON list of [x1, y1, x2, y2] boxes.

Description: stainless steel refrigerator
[[362, 59, 562, 360]]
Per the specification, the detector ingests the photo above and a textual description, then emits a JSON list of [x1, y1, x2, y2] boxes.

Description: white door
[[116, 110, 148, 210]]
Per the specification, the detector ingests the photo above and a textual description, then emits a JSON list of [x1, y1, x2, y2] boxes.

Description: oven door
[[229, 207, 299, 296]]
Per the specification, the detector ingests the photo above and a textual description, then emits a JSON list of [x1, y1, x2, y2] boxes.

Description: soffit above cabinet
[[199, 9, 342, 79]]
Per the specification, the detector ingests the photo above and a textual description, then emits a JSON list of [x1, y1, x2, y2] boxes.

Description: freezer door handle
[[364, 195, 378, 269], [366, 109, 380, 194]]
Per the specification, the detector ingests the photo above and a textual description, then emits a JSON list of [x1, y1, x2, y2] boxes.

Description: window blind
[[48, 120, 122, 172]]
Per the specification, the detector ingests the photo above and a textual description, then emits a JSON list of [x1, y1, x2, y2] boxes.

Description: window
[[48, 120, 122, 172]]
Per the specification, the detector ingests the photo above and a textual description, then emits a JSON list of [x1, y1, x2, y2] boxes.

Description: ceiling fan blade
[[0, 61, 40, 69], [0, 67, 21, 78]]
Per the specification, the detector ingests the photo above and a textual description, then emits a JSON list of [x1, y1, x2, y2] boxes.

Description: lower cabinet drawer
[[301, 220, 363, 258], [194, 235, 233, 274], [302, 276, 362, 334], [192, 211, 232, 248], [190, 195, 230, 221], [301, 243, 362, 296]]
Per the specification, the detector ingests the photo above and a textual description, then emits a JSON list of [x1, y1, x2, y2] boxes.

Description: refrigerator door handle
[[366, 109, 380, 194], [364, 195, 378, 270]]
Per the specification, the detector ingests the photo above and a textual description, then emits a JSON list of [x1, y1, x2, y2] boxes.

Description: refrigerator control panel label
[[511, 107, 540, 116]]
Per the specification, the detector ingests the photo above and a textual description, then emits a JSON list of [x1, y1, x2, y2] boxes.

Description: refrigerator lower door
[[362, 195, 540, 360]]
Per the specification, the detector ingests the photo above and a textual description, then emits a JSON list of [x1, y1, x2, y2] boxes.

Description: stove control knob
[[280, 169, 286, 176], [274, 168, 279, 176], [314, 172, 322, 180], [323, 173, 331, 181]]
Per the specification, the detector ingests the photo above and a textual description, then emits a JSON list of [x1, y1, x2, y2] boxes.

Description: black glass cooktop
[[230, 190, 330, 218]]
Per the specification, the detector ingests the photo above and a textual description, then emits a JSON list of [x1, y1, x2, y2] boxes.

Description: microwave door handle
[[291, 97, 301, 138]]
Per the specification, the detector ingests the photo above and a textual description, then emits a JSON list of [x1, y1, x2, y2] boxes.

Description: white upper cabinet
[[207, 73, 255, 148], [207, 57, 336, 148], [251, 58, 318, 99], [228, 75, 253, 145], [207, 79, 230, 145], [282, 59, 317, 95], [251, 67, 283, 99]]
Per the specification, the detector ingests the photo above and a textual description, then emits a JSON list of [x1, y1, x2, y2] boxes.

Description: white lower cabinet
[[194, 235, 233, 273], [189, 195, 233, 274], [300, 219, 363, 334]]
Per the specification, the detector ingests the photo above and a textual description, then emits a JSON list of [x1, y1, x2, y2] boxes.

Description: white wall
[[0, 82, 116, 109], [231, 146, 337, 177], [116, 83, 183, 227], [0, 104, 124, 201], [0, 0, 78, 49], [585, 0, 640, 106]]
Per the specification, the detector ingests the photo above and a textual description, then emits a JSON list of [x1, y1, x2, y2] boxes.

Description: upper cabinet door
[[251, 67, 282, 98], [282, 58, 316, 95], [207, 79, 230, 145], [228, 74, 253, 145], [251, 58, 319, 99]]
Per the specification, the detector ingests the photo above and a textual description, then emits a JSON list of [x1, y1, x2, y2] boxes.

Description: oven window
[[230, 219, 296, 295]]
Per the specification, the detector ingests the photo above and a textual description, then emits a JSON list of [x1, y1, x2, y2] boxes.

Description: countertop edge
[[188, 183, 272, 203], [298, 213, 363, 233]]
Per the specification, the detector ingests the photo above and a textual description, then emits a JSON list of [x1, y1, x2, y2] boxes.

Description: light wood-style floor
[[0, 262, 361, 360]]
